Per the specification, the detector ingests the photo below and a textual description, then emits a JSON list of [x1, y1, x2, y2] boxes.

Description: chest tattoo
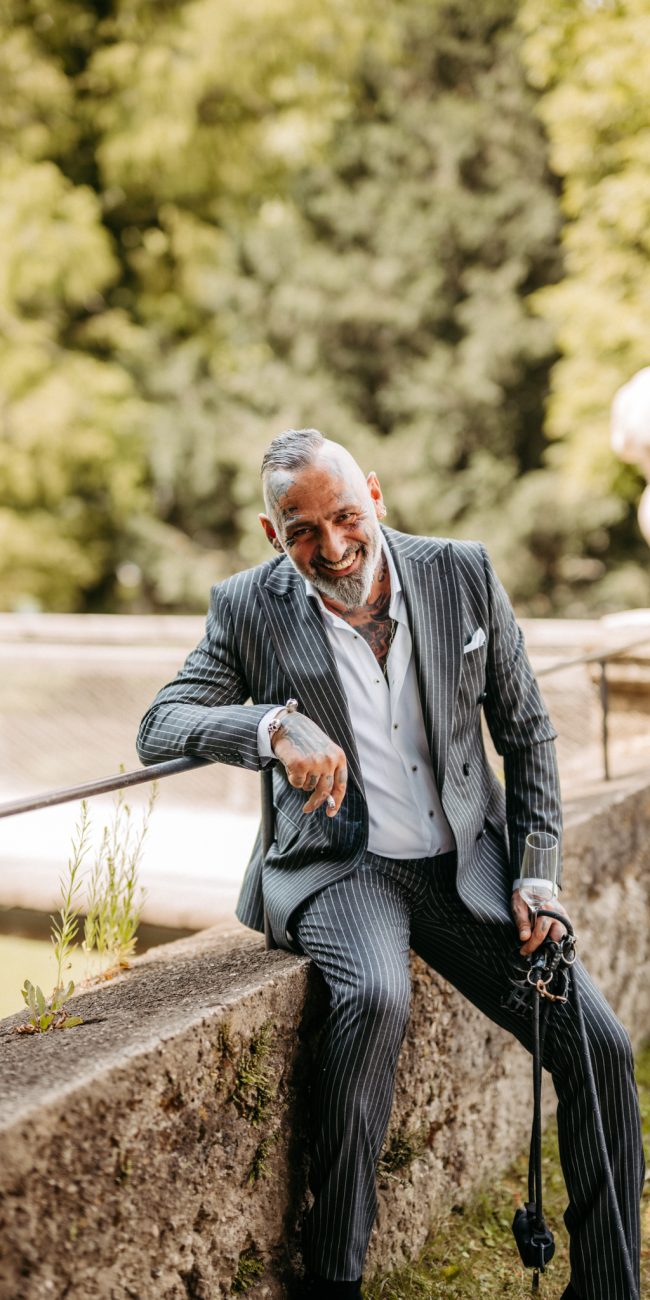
[[346, 589, 396, 674]]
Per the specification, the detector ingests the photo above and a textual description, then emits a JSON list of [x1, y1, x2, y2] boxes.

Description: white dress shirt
[[258, 541, 456, 859]]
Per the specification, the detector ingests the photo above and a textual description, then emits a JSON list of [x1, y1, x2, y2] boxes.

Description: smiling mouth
[[316, 547, 361, 573]]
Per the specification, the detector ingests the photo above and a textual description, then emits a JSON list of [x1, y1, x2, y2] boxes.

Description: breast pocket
[[456, 651, 488, 727]]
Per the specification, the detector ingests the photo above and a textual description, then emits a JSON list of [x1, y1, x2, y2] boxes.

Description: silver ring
[[326, 795, 336, 810]]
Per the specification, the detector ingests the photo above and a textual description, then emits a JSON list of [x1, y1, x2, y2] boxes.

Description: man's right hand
[[271, 712, 348, 816]]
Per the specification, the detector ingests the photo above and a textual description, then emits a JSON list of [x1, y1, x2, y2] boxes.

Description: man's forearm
[[136, 699, 276, 771]]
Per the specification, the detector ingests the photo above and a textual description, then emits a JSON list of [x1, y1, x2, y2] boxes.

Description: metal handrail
[[0, 754, 276, 947], [536, 634, 650, 677], [1, 632, 649, 825], [0, 756, 207, 821], [537, 634, 650, 782]]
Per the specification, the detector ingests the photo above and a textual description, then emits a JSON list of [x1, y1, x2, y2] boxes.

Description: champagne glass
[[519, 831, 559, 913]]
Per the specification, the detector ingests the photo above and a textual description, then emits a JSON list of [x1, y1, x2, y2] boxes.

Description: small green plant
[[18, 978, 83, 1034], [14, 782, 156, 1033], [231, 1245, 264, 1294], [378, 1126, 427, 1178], [15, 801, 90, 1034], [83, 784, 155, 975]]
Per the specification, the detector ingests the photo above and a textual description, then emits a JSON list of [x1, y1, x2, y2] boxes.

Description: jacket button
[[463, 761, 471, 776], [476, 828, 484, 841], [477, 691, 487, 704]]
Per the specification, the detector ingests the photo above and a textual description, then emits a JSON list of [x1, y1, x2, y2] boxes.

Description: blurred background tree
[[519, 0, 650, 612], [0, 0, 648, 614]]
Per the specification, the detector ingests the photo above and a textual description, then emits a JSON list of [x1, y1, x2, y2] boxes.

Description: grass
[[365, 1044, 650, 1300]]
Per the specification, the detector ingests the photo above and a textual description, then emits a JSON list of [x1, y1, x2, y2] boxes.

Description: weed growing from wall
[[15, 801, 91, 1033], [83, 785, 155, 975], [13, 783, 155, 1033], [378, 1126, 428, 1181]]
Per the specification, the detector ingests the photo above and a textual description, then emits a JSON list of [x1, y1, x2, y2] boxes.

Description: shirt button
[[429, 810, 435, 818], [375, 678, 380, 685], [412, 764, 418, 772], [393, 722, 399, 730]]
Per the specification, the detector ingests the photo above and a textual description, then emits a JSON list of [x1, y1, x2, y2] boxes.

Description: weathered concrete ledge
[[1, 770, 649, 1300]]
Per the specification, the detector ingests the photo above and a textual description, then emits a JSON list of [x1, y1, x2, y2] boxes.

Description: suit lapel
[[385, 529, 463, 794], [257, 563, 365, 795]]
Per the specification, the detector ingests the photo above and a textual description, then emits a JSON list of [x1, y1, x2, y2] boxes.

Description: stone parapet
[[0, 772, 649, 1299]]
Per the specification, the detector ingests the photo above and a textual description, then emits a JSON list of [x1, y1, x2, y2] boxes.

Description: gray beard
[[304, 527, 382, 609]]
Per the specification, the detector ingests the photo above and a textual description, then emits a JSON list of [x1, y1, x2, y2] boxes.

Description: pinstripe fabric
[[293, 853, 644, 1297], [136, 527, 643, 1296], [136, 527, 561, 946]]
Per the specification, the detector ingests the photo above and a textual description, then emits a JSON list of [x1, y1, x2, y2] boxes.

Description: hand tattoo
[[273, 713, 324, 755]]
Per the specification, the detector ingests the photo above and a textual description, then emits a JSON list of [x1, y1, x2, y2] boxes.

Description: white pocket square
[[463, 628, 486, 654]]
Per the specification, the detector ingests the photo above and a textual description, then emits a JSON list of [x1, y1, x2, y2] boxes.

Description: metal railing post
[[260, 768, 277, 950], [599, 659, 610, 782]]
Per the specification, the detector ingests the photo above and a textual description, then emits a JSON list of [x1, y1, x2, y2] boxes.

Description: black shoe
[[302, 1275, 362, 1299]]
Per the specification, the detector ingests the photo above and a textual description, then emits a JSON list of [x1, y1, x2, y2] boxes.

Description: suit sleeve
[[480, 546, 563, 886], [136, 582, 273, 771]]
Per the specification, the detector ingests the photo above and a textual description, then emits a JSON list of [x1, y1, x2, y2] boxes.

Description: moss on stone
[[212, 1020, 236, 1095], [231, 1022, 277, 1127], [114, 1151, 132, 1185], [231, 1244, 264, 1294], [217, 1021, 235, 1060], [378, 1126, 427, 1177], [247, 1131, 278, 1183]]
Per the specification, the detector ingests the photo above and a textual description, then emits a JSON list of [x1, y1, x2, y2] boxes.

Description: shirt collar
[[304, 536, 404, 622]]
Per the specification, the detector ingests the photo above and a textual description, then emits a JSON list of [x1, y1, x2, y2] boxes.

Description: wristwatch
[[268, 697, 299, 739]]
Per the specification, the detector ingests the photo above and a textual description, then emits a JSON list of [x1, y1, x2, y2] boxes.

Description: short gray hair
[[261, 427, 325, 480]]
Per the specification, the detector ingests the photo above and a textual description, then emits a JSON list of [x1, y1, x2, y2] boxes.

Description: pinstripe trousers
[[292, 851, 645, 1299]]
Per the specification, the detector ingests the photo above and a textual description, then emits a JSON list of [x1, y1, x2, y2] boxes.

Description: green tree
[[0, 0, 568, 612], [0, 0, 370, 609], [519, 0, 650, 612], [0, 7, 148, 610], [206, 0, 565, 609]]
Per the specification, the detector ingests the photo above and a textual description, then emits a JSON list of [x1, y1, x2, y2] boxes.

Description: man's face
[[260, 450, 385, 609]]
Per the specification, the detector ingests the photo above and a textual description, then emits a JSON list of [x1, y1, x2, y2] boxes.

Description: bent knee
[[344, 977, 411, 1034]]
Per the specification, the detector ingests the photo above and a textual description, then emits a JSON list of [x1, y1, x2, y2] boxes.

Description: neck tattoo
[[382, 618, 397, 681]]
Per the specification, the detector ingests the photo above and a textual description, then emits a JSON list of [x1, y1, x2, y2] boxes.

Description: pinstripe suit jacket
[[136, 527, 561, 950]]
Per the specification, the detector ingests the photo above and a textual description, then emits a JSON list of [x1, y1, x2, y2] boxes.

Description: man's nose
[[318, 526, 347, 561]]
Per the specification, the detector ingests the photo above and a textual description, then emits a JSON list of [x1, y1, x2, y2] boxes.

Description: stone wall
[[0, 770, 649, 1300]]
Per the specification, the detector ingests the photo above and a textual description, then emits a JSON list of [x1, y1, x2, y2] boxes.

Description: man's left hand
[[511, 889, 570, 956]]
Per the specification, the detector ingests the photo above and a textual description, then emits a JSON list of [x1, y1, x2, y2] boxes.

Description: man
[[137, 428, 644, 1300]]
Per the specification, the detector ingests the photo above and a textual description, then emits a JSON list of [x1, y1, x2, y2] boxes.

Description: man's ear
[[259, 513, 284, 553], [367, 471, 386, 519]]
